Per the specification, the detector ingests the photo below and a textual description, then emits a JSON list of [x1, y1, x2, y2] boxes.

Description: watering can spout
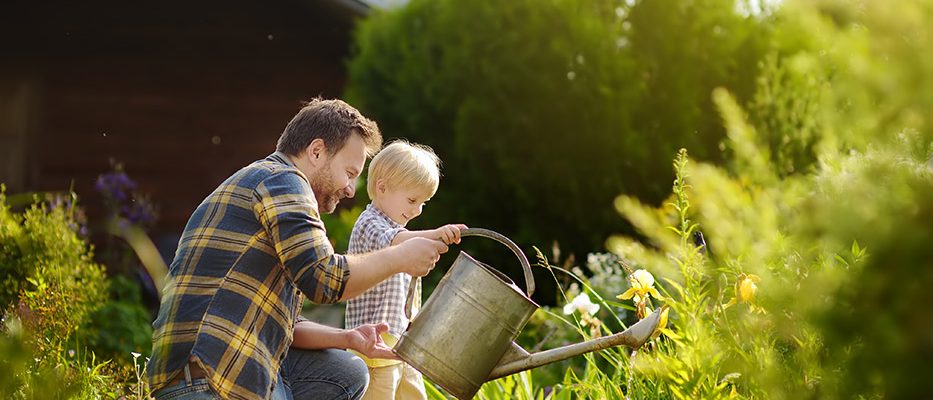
[[487, 307, 664, 381]]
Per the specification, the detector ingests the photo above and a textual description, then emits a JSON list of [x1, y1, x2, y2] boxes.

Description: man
[[146, 98, 448, 400]]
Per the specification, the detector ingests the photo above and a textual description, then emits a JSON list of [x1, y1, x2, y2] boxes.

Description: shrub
[[345, 0, 772, 271], [0, 188, 137, 399], [444, 0, 933, 397], [81, 274, 153, 363], [0, 188, 108, 357]]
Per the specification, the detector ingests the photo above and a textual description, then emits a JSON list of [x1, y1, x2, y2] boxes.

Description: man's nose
[[344, 182, 355, 198]]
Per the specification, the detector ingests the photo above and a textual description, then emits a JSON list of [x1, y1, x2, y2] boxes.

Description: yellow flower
[[658, 306, 668, 329], [725, 273, 763, 312], [617, 269, 662, 303], [650, 306, 680, 340], [737, 274, 759, 303]]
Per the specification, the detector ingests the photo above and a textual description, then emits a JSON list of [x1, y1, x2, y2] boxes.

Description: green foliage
[[321, 204, 366, 253], [746, 53, 826, 176], [0, 324, 122, 400], [346, 0, 772, 266], [0, 188, 108, 357], [425, 371, 546, 400], [81, 275, 153, 362], [625, 0, 769, 165], [0, 189, 142, 399], [450, 1, 933, 398]]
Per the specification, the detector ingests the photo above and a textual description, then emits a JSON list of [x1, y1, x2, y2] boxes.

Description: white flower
[[563, 292, 600, 316]]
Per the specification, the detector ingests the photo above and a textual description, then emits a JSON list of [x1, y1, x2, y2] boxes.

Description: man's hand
[[396, 237, 448, 277], [346, 323, 398, 360], [432, 224, 468, 245]]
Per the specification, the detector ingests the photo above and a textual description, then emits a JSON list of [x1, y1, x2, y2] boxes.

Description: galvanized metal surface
[[487, 307, 663, 380], [396, 229, 537, 399], [395, 250, 537, 399]]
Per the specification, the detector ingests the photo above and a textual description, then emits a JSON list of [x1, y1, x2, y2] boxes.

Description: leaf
[[664, 278, 686, 296], [833, 254, 849, 266]]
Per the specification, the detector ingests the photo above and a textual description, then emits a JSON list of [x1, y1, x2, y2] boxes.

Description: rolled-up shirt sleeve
[[253, 170, 349, 304]]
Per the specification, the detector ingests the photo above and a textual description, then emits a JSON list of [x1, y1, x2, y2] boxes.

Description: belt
[[166, 362, 209, 387]]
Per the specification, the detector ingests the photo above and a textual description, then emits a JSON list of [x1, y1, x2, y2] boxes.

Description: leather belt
[[166, 362, 209, 387]]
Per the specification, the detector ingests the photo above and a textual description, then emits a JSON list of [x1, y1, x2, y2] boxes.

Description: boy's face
[[374, 183, 432, 226]]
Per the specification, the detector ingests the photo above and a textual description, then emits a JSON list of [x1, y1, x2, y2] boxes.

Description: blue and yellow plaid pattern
[[146, 152, 349, 399]]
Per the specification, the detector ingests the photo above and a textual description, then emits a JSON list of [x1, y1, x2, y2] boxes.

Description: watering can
[[394, 228, 663, 400]]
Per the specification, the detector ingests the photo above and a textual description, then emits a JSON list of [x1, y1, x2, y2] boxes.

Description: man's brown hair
[[276, 98, 382, 157]]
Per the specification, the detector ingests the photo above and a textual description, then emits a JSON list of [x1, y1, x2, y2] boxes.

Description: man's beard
[[309, 165, 342, 214]]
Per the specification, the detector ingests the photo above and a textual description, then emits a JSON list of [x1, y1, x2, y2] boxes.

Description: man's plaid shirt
[[345, 204, 419, 340], [146, 152, 349, 400]]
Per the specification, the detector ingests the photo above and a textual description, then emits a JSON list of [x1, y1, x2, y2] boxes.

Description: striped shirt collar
[[365, 203, 403, 229], [268, 151, 297, 167]]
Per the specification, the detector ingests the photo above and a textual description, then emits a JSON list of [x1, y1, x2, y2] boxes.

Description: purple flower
[[95, 166, 157, 229], [96, 171, 137, 204]]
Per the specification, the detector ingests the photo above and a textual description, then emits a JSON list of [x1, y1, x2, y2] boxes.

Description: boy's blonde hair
[[367, 140, 441, 200]]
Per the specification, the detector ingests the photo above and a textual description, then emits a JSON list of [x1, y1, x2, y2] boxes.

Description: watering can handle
[[404, 227, 535, 319], [459, 228, 535, 296]]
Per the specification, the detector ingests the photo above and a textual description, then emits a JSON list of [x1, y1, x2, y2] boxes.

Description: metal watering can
[[394, 228, 662, 400]]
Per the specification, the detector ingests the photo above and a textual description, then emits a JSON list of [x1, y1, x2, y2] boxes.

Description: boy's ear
[[376, 179, 387, 194]]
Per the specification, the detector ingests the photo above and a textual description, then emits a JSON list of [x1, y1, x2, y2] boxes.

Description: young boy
[[345, 140, 465, 400]]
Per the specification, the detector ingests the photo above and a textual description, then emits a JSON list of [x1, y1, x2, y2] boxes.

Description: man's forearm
[[291, 320, 351, 350], [339, 247, 403, 301]]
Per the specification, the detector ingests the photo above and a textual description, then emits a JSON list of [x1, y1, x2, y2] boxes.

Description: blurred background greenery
[[344, 0, 802, 303]]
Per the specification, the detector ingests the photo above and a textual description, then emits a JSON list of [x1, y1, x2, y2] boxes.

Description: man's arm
[[339, 237, 448, 301], [254, 171, 352, 303], [291, 319, 398, 360], [254, 170, 448, 303]]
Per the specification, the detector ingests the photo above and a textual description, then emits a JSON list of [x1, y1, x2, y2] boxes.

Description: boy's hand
[[397, 237, 448, 277], [346, 322, 398, 360], [434, 224, 468, 245]]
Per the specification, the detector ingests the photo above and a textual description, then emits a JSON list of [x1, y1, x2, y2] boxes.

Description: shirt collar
[[267, 151, 297, 168], [366, 203, 403, 229]]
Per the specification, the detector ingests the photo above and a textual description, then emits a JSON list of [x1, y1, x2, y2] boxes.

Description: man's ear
[[306, 138, 327, 166]]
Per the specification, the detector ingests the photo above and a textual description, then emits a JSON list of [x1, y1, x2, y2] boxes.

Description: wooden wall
[[1, 0, 364, 240]]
